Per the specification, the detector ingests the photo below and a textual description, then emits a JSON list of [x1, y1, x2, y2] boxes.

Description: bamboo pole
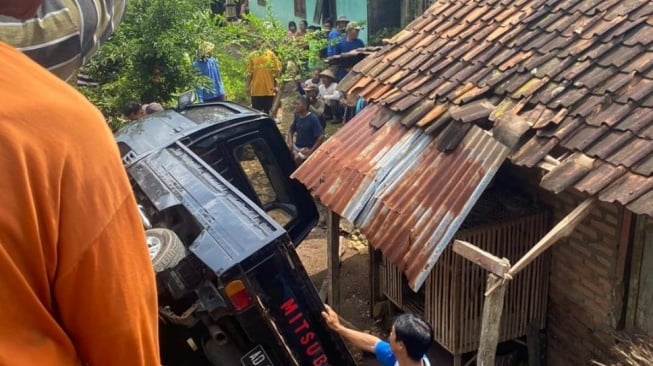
[[477, 274, 507, 366]]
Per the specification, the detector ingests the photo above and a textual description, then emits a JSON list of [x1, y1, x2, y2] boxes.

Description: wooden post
[[453, 240, 511, 278], [369, 246, 381, 316], [326, 209, 341, 312], [477, 274, 507, 366], [453, 198, 597, 365]]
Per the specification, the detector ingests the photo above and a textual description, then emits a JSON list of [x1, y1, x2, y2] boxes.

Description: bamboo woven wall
[[380, 211, 551, 355]]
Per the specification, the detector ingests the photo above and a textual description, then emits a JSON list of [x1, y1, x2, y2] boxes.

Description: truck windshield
[[180, 105, 235, 124]]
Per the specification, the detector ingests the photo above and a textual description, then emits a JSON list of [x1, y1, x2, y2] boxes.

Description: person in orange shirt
[[0, 1, 160, 365], [245, 47, 282, 115]]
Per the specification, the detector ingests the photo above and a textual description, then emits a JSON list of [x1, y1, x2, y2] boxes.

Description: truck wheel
[[146, 228, 186, 272], [203, 338, 243, 366]]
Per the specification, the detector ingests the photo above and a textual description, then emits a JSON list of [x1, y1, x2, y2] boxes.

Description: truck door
[[184, 118, 318, 245]]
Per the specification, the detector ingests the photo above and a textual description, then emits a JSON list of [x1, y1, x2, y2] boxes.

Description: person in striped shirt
[[0, 1, 160, 365], [0, 0, 126, 80]]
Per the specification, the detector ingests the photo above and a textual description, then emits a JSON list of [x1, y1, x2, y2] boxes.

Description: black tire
[[203, 338, 243, 366], [146, 228, 187, 272]]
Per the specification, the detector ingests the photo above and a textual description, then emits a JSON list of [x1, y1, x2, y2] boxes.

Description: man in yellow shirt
[[0, 1, 160, 365], [246, 48, 282, 114]]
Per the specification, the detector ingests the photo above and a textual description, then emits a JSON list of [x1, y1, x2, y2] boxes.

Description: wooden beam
[[369, 246, 382, 316], [453, 240, 511, 278], [509, 197, 597, 277], [326, 209, 341, 312], [477, 274, 507, 366], [536, 154, 561, 172], [615, 209, 634, 328]]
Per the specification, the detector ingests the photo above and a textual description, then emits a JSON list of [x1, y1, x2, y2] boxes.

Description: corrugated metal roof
[[294, 0, 653, 291], [292, 104, 509, 290], [335, 0, 653, 216]]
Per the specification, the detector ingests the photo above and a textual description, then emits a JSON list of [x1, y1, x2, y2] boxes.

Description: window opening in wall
[[625, 216, 653, 336], [235, 140, 295, 227], [294, 0, 306, 18]]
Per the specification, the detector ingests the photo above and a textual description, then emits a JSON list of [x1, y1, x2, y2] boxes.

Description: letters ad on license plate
[[241, 345, 273, 366]]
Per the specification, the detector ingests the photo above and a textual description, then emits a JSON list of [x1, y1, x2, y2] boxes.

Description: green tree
[[78, 0, 325, 129]]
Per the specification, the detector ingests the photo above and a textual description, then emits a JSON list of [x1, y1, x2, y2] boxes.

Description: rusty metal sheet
[[292, 104, 509, 291], [329, 0, 653, 221]]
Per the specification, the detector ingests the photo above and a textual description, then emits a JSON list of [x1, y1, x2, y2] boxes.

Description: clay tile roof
[[334, 0, 653, 215], [292, 0, 653, 290]]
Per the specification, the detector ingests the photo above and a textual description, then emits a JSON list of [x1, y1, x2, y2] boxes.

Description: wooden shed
[[375, 186, 551, 361], [292, 0, 653, 364]]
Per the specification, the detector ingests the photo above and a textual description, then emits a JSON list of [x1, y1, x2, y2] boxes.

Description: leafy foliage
[[78, 0, 325, 129], [368, 26, 401, 46]]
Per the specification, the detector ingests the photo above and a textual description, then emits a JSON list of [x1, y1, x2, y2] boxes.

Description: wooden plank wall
[[381, 211, 551, 355]]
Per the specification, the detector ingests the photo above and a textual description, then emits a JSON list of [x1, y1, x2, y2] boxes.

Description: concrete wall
[[250, 0, 369, 43], [506, 166, 628, 364], [541, 190, 623, 364], [367, 0, 401, 38]]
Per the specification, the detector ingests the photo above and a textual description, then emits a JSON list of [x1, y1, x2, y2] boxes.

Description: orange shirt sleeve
[[0, 42, 160, 366]]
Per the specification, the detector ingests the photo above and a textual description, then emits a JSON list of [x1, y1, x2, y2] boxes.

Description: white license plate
[[240, 345, 273, 366]]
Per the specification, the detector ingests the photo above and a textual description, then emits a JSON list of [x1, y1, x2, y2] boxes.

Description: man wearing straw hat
[[194, 41, 227, 102], [318, 68, 342, 124]]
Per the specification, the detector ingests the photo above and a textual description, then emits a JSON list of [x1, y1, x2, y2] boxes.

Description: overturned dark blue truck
[[115, 101, 355, 366]]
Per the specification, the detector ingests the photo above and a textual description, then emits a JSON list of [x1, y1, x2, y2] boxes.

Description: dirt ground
[[273, 90, 386, 365], [298, 227, 384, 365], [273, 89, 465, 366]]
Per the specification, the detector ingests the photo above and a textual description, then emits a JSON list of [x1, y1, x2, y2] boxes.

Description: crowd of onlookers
[[124, 12, 368, 165]]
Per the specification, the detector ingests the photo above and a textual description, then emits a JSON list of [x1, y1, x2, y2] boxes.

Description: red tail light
[[225, 280, 253, 310]]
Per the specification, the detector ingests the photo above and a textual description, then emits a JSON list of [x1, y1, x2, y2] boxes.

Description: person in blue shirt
[[193, 41, 226, 103], [287, 95, 324, 164], [334, 21, 365, 80], [327, 15, 349, 57], [322, 304, 433, 366]]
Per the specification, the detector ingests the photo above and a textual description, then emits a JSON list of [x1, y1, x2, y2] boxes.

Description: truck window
[[234, 139, 295, 227]]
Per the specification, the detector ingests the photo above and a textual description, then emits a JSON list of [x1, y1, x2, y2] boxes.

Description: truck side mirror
[[178, 90, 197, 110]]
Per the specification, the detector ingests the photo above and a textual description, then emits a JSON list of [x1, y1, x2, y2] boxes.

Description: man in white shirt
[[318, 69, 342, 123]]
